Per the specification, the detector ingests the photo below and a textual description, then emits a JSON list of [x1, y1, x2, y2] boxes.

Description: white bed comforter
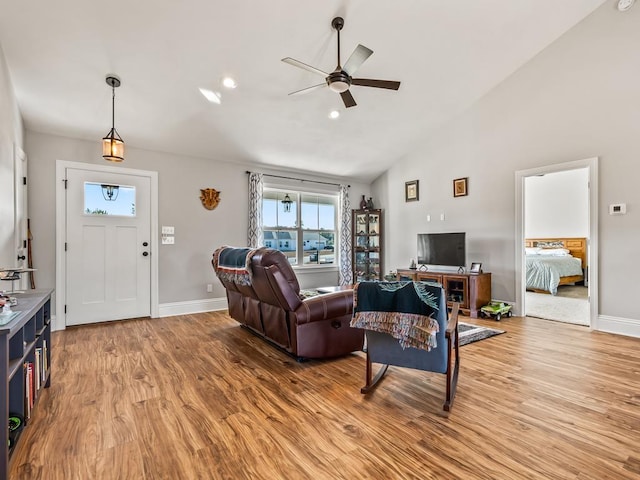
[[526, 255, 583, 295]]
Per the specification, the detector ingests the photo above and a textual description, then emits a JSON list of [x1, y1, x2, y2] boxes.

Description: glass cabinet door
[[355, 214, 367, 235], [352, 209, 383, 282]]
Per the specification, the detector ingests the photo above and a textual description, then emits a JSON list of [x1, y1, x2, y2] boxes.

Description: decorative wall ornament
[[200, 188, 221, 210], [453, 177, 468, 197], [405, 180, 419, 202]]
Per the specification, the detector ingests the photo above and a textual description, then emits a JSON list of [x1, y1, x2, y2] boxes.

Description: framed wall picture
[[453, 177, 468, 197], [405, 180, 419, 202], [470, 262, 482, 273]]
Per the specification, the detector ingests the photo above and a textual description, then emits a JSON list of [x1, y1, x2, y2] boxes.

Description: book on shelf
[[35, 349, 41, 391], [43, 340, 48, 375], [24, 362, 34, 419]]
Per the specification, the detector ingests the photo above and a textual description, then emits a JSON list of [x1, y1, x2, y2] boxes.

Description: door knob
[[142, 252, 149, 257], [17, 255, 26, 261]]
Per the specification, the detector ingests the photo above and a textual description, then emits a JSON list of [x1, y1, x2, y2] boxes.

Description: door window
[[84, 182, 136, 217]]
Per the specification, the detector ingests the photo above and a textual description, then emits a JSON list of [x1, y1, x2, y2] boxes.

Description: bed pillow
[[525, 247, 541, 255], [538, 248, 571, 256]]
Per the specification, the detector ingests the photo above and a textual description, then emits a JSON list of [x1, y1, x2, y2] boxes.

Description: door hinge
[[64, 305, 67, 314], [64, 179, 68, 189], [65, 242, 67, 252], [23, 176, 27, 185], [23, 240, 27, 248]]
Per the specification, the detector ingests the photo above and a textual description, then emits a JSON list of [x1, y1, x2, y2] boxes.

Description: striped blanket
[[350, 281, 441, 351], [212, 246, 258, 286]]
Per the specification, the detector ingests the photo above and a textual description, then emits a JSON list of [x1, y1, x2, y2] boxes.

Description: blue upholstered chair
[[351, 281, 460, 411]]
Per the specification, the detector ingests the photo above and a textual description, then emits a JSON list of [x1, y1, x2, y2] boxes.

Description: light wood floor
[[9, 312, 640, 479]]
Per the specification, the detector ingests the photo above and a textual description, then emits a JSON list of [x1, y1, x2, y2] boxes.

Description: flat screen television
[[417, 232, 466, 267]]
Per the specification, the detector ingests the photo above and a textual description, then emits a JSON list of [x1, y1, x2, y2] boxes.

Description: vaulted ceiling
[[0, 0, 607, 182]]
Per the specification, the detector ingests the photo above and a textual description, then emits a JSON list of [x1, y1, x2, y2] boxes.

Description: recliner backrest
[[250, 248, 302, 311]]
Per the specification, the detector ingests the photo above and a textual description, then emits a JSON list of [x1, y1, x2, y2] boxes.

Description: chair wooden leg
[[443, 324, 460, 411], [360, 349, 389, 394]]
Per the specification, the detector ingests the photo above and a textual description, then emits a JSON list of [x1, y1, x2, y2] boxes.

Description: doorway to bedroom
[[515, 158, 599, 328]]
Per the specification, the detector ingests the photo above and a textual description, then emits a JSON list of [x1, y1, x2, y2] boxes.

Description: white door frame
[[56, 160, 159, 329], [515, 157, 599, 329], [13, 145, 28, 291]]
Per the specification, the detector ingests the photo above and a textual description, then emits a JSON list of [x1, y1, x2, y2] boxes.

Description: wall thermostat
[[609, 203, 626, 215]]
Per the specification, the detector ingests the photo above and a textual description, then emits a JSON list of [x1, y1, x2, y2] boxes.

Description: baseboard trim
[[597, 315, 640, 338], [51, 315, 63, 332], [159, 297, 228, 317]]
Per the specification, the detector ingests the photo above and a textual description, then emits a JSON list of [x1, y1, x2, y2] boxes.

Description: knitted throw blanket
[[350, 281, 441, 351], [212, 246, 257, 286]]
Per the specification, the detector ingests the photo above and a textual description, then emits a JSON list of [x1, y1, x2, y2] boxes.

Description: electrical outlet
[[440, 213, 445, 221], [207, 284, 213, 293]]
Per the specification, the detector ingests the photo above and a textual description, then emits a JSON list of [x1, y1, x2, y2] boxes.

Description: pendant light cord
[[111, 85, 116, 131]]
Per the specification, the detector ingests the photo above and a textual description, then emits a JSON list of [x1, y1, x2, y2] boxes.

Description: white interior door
[[65, 167, 151, 326]]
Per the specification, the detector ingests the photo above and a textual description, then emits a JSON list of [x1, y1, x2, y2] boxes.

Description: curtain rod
[[246, 171, 350, 188]]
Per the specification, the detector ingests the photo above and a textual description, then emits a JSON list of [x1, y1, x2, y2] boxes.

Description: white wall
[[372, 3, 640, 328], [0, 44, 23, 269], [25, 131, 369, 312], [525, 168, 588, 238]]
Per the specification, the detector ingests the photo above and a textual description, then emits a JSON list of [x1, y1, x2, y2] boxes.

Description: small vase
[[367, 197, 374, 210], [360, 195, 367, 209]]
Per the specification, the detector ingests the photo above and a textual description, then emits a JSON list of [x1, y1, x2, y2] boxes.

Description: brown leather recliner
[[212, 247, 364, 359]]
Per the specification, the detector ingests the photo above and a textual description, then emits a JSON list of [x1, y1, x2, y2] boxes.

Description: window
[[84, 182, 136, 217], [263, 189, 337, 266]]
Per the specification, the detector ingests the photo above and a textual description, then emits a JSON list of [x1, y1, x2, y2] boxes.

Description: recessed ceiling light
[[199, 88, 221, 104], [329, 110, 340, 119], [618, 0, 635, 11], [222, 77, 237, 89]]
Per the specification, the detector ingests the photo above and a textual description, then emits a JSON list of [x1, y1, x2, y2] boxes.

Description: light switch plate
[[162, 236, 175, 244], [161, 226, 175, 234]]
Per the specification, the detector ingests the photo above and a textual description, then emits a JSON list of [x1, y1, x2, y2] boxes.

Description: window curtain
[[338, 184, 352, 285], [247, 173, 263, 248]]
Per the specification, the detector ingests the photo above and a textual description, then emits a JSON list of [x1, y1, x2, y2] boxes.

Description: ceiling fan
[[282, 17, 401, 108]]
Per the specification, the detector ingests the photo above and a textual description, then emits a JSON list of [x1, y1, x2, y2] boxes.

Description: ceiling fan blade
[[342, 44, 373, 76], [340, 89, 357, 108], [288, 83, 326, 96], [351, 78, 401, 90], [281, 57, 330, 77]]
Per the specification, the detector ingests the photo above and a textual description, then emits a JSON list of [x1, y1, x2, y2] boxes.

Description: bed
[[525, 237, 586, 295]]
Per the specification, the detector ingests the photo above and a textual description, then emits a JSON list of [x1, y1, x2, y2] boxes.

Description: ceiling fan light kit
[[282, 16, 401, 108], [222, 77, 237, 89], [617, 0, 635, 11]]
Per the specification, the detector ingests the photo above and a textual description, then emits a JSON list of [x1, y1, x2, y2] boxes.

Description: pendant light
[[102, 75, 125, 162], [281, 193, 293, 213], [101, 184, 120, 201]]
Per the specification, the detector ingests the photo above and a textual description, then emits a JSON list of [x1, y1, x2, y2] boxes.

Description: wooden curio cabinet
[[352, 209, 383, 282]]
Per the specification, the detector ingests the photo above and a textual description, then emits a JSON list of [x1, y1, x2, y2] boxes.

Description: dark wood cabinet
[[352, 209, 383, 282], [396, 270, 491, 318]]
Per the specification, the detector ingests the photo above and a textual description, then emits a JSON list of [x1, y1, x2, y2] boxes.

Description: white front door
[[65, 167, 151, 326]]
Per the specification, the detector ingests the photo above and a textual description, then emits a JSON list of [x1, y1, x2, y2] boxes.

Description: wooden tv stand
[[396, 269, 491, 318]]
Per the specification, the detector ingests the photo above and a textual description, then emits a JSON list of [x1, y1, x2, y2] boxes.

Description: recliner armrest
[[294, 290, 354, 325]]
